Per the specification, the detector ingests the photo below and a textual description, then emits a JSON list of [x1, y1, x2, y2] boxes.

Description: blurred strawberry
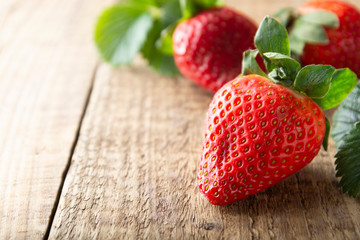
[[275, 0, 360, 76], [173, 7, 258, 92]]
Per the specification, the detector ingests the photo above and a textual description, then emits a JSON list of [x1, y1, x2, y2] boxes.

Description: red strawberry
[[196, 15, 357, 205], [298, 0, 360, 76], [172, 7, 258, 92], [198, 75, 326, 205]]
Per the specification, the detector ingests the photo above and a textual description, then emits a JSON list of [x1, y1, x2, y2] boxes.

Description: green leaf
[[287, 10, 339, 56], [180, 0, 223, 19], [124, 0, 157, 6], [156, 24, 176, 55], [290, 20, 329, 44], [268, 69, 293, 87], [195, 0, 224, 8], [331, 82, 360, 198], [141, 20, 179, 75], [160, 0, 182, 25], [154, 0, 181, 55], [255, 16, 291, 57], [294, 65, 335, 98], [241, 50, 267, 77], [289, 35, 305, 56], [331, 83, 360, 147], [334, 123, 360, 198], [95, 5, 154, 66], [180, 0, 197, 19], [299, 10, 339, 28], [322, 117, 330, 151], [272, 7, 295, 27], [314, 68, 357, 110], [263, 52, 301, 83]]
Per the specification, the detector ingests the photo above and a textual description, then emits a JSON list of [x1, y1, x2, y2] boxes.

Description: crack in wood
[[43, 64, 99, 240]]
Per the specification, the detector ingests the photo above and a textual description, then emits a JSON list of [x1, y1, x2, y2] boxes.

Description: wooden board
[[49, 59, 360, 239], [49, 0, 360, 239], [1, 0, 359, 239], [0, 0, 112, 238], [50, 51, 360, 240]]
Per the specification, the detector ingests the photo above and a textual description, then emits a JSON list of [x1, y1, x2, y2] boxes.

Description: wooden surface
[[0, 0, 112, 238], [0, 0, 359, 239]]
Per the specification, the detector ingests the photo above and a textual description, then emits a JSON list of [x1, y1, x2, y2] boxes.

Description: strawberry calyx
[[241, 16, 357, 150], [273, 7, 340, 57]]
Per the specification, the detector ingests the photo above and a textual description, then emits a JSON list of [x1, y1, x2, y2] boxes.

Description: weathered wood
[[45, 0, 359, 239], [0, 0, 112, 238], [50, 66, 360, 238]]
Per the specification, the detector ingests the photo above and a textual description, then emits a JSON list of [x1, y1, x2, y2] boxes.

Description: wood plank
[[50, 0, 360, 239], [0, 0, 112, 238], [49, 68, 360, 239]]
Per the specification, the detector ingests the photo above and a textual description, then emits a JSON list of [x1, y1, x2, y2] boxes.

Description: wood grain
[[50, 64, 360, 240], [49, 0, 360, 239], [0, 0, 112, 238], [0, 0, 353, 239]]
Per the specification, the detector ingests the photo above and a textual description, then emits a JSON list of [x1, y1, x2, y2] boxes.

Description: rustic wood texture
[[50, 58, 360, 239], [50, 0, 360, 239], [1, 0, 359, 239], [0, 0, 112, 238], [49, 0, 360, 235]]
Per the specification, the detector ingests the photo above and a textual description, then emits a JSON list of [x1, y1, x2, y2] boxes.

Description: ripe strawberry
[[198, 75, 326, 205], [172, 7, 258, 92], [197, 16, 357, 205], [298, 0, 360, 76]]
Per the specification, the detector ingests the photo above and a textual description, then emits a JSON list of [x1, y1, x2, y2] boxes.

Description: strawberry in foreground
[[173, 7, 258, 92], [274, 0, 360, 76], [198, 16, 357, 205]]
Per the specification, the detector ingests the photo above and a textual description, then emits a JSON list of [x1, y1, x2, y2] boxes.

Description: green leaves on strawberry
[[246, 16, 356, 110], [255, 16, 290, 56], [274, 0, 360, 76], [314, 68, 357, 110], [141, 20, 180, 75], [95, 0, 260, 91], [94, 0, 182, 75], [94, 0, 224, 76], [273, 5, 340, 55], [198, 16, 357, 205], [179, 0, 224, 19], [95, 4, 155, 66]]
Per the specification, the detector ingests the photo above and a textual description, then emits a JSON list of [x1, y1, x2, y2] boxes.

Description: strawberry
[[197, 16, 357, 205], [172, 7, 258, 92], [198, 75, 325, 205], [299, 1, 360, 76], [94, 0, 232, 77], [276, 0, 360, 76]]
